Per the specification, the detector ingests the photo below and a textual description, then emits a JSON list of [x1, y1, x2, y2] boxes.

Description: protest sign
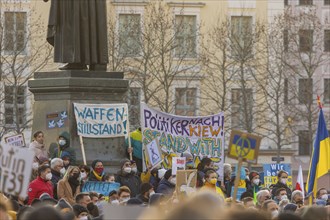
[[172, 157, 186, 175], [228, 130, 261, 163], [46, 110, 68, 129], [81, 181, 120, 195], [73, 103, 129, 138], [145, 138, 162, 168], [0, 144, 34, 197], [141, 103, 225, 178], [263, 163, 292, 189], [4, 133, 26, 147], [231, 186, 246, 201], [176, 170, 197, 197]]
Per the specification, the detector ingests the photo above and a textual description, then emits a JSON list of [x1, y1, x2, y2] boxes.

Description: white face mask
[[131, 167, 137, 174], [321, 194, 328, 201], [80, 216, 88, 220], [121, 197, 130, 203], [253, 179, 260, 186], [45, 173, 52, 180], [58, 139, 66, 146], [111, 199, 119, 205], [60, 167, 66, 175], [280, 195, 288, 201], [32, 162, 39, 170], [169, 177, 176, 185], [149, 191, 155, 197], [246, 175, 250, 180], [80, 172, 87, 180], [271, 210, 279, 218], [280, 178, 287, 185], [123, 167, 131, 174]]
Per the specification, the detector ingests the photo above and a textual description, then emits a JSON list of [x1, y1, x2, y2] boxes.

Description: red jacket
[[27, 176, 53, 204]]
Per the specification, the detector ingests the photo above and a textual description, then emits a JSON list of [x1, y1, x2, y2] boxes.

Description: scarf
[[92, 170, 103, 181]]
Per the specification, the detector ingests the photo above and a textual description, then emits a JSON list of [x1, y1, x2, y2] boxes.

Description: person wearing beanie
[[57, 166, 81, 205], [115, 159, 141, 197], [246, 171, 261, 195], [136, 183, 155, 203], [56, 198, 73, 214], [89, 160, 106, 182], [27, 165, 54, 205], [156, 169, 176, 197], [51, 131, 76, 165], [72, 204, 89, 220]]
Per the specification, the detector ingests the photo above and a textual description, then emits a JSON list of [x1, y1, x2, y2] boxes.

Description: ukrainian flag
[[229, 135, 257, 161], [306, 107, 330, 197]]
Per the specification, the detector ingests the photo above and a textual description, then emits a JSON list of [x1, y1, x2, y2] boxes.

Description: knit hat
[[164, 169, 172, 180], [91, 159, 103, 169], [72, 204, 89, 217], [119, 159, 131, 169], [249, 171, 259, 180], [140, 183, 153, 194]]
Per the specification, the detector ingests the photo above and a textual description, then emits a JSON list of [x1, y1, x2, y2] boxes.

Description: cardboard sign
[[46, 110, 68, 129], [81, 181, 120, 195], [4, 133, 26, 147], [176, 170, 197, 196], [141, 103, 225, 179], [0, 144, 34, 197], [227, 130, 262, 163], [145, 138, 162, 168], [263, 163, 292, 189], [172, 157, 186, 175], [231, 186, 246, 201], [73, 103, 129, 138]]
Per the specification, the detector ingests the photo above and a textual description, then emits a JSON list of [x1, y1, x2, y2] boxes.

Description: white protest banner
[[4, 133, 26, 147], [141, 103, 225, 179], [172, 157, 186, 175], [73, 103, 129, 138], [0, 144, 34, 197]]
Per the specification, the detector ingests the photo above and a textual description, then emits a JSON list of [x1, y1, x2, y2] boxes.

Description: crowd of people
[[0, 130, 329, 220]]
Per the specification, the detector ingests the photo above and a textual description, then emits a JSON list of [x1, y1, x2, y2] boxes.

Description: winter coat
[[27, 176, 53, 205], [116, 172, 141, 197], [57, 178, 81, 205], [156, 178, 175, 196], [51, 131, 76, 165], [51, 169, 62, 199], [29, 141, 48, 159], [271, 181, 292, 200]]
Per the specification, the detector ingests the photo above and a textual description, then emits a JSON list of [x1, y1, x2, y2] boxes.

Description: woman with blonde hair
[[57, 166, 81, 205]]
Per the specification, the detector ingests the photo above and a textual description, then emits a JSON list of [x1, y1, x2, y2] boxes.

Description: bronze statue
[[44, 0, 108, 71]]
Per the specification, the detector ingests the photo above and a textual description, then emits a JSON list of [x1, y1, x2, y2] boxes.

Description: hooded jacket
[[115, 160, 141, 197], [156, 178, 175, 196], [51, 131, 76, 165]]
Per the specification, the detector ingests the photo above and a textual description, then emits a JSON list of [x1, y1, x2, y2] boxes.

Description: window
[[299, 29, 313, 52], [299, 0, 313, 5], [118, 14, 141, 57], [127, 88, 141, 129], [298, 78, 313, 104], [175, 88, 197, 116], [4, 12, 27, 53], [231, 88, 253, 129], [231, 16, 253, 57], [324, 30, 330, 52], [325, 0, 330, 5], [4, 86, 26, 125], [175, 15, 197, 58], [283, 30, 289, 52], [324, 79, 330, 104], [298, 130, 310, 155], [284, 78, 289, 104]]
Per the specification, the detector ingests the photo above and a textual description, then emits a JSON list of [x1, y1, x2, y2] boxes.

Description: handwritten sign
[[73, 103, 129, 138], [172, 157, 186, 175], [141, 103, 225, 178], [81, 181, 120, 195], [145, 138, 162, 168], [0, 144, 34, 197], [263, 164, 292, 189], [4, 133, 26, 147]]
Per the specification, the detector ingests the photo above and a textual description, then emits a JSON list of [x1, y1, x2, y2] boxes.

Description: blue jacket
[[156, 178, 175, 196]]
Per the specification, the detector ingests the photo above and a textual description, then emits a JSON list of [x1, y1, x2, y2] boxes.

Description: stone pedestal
[[28, 70, 129, 172]]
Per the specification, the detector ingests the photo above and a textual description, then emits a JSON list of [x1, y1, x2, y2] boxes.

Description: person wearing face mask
[[118, 186, 131, 205], [246, 171, 261, 196], [89, 160, 106, 182], [51, 131, 76, 165], [201, 170, 225, 199], [291, 190, 304, 208], [50, 158, 65, 199], [315, 188, 329, 206], [130, 161, 139, 175], [261, 200, 279, 219], [72, 204, 89, 220], [27, 165, 54, 205], [271, 170, 292, 200], [115, 159, 141, 197], [136, 183, 155, 204], [108, 190, 119, 205], [78, 165, 90, 184], [156, 169, 176, 197], [57, 166, 81, 205], [274, 188, 288, 205]]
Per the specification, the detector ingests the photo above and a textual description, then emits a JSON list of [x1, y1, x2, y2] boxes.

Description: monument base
[[28, 70, 129, 172]]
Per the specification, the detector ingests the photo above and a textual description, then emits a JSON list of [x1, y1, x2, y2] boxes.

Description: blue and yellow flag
[[306, 106, 330, 198]]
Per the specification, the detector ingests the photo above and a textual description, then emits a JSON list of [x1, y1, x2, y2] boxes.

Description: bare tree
[[0, 2, 52, 141]]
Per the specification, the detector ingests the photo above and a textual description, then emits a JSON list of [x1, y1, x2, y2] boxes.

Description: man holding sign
[[126, 127, 143, 172]]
